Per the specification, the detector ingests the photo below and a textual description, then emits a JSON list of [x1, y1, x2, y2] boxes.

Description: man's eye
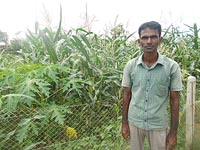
[[141, 35, 158, 40], [141, 36, 149, 40], [150, 35, 158, 39]]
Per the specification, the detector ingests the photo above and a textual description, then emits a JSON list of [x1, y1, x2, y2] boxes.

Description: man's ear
[[137, 39, 140, 44], [159, 37, 163, 43]]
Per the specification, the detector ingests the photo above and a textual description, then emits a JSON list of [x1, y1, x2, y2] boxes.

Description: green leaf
[[2, 96, 19, 112], [41, 65, 59, 84], [16, 121, 31, 143], [71, 35, 90, 62], [24, 142, 46, 150], [34, 79, 50, 97], [18, 78, 39, 96], [41, 31, 58, 63], [2, 93, 36, 108], [33, 114, 45, 120], [23, 141, 45, 150], [48, 104, 71, 125], [80, 34, 91, 48], [1, 94, 36, 100], [18, 118, 32, 126], [16, 118, 39, 143], [54, 4, 62, 42], [50, 105, 65, 125], [3, 129, 16, 142]]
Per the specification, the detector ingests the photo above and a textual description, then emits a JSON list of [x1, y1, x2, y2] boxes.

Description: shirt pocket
[[156, 77, 170, 97]]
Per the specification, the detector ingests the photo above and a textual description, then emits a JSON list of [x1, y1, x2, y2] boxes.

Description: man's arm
[[121, 87, 131, 141], [166, 91, 180, 149]]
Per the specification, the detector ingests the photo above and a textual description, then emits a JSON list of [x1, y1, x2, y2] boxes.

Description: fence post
[[185, 76, 196, 150]]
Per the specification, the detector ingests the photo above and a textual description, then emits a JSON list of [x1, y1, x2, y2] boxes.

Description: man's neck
[[143, 52, 158, 67]]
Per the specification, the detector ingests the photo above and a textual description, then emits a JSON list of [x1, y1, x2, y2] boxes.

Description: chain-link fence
[[1, 85, 200, 150], [0, 103, 187, 150], [0, 103, 125, 150]]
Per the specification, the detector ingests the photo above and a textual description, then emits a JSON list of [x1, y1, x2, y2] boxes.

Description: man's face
[[138, 28, 162, 53]]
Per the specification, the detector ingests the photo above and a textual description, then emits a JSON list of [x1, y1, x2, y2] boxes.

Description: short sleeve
[[170, 63, 183, 91], [122, 61, 132, 87]]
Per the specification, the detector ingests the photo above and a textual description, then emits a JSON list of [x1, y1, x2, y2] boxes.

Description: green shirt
[[122, 53, 183, 130]]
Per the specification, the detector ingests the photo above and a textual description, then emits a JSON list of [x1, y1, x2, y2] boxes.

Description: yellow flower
[[65, 126, 77, 139]]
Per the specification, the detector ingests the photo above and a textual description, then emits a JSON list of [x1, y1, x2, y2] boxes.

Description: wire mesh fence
[[0, 85, 200, 150], [0, 103, 124, 150]]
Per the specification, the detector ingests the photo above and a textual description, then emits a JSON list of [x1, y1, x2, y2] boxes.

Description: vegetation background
[[0, 7, 200, 150]]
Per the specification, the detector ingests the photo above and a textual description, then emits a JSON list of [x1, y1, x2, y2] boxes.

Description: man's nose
[[147, 37, 152, 43]]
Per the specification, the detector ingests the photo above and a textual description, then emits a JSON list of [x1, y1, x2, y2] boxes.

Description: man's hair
[[138, 21, 162, 37]]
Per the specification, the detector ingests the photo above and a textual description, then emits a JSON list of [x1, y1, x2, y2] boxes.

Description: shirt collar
[[136, 53, 164, 66]]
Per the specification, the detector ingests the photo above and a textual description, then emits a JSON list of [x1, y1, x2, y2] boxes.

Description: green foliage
[[161, 24, 200, 80], [65, 117, 129, 150], [1, 12, 200, 149], [0, 104, 72, 149]]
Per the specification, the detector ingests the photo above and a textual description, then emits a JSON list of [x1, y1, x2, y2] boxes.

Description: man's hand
[[166, 132, 177, 150], [121, 122, 130, 141]]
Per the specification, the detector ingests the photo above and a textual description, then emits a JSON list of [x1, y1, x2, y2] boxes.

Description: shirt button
[[146, 100, 148, 102], [145, 120, 147, 122]]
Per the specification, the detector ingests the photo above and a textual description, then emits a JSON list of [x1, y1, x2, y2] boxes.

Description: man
[[121, 21, 183, 150]]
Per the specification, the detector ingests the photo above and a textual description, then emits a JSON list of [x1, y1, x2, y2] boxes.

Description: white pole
[[185, 76, 196, 150]]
